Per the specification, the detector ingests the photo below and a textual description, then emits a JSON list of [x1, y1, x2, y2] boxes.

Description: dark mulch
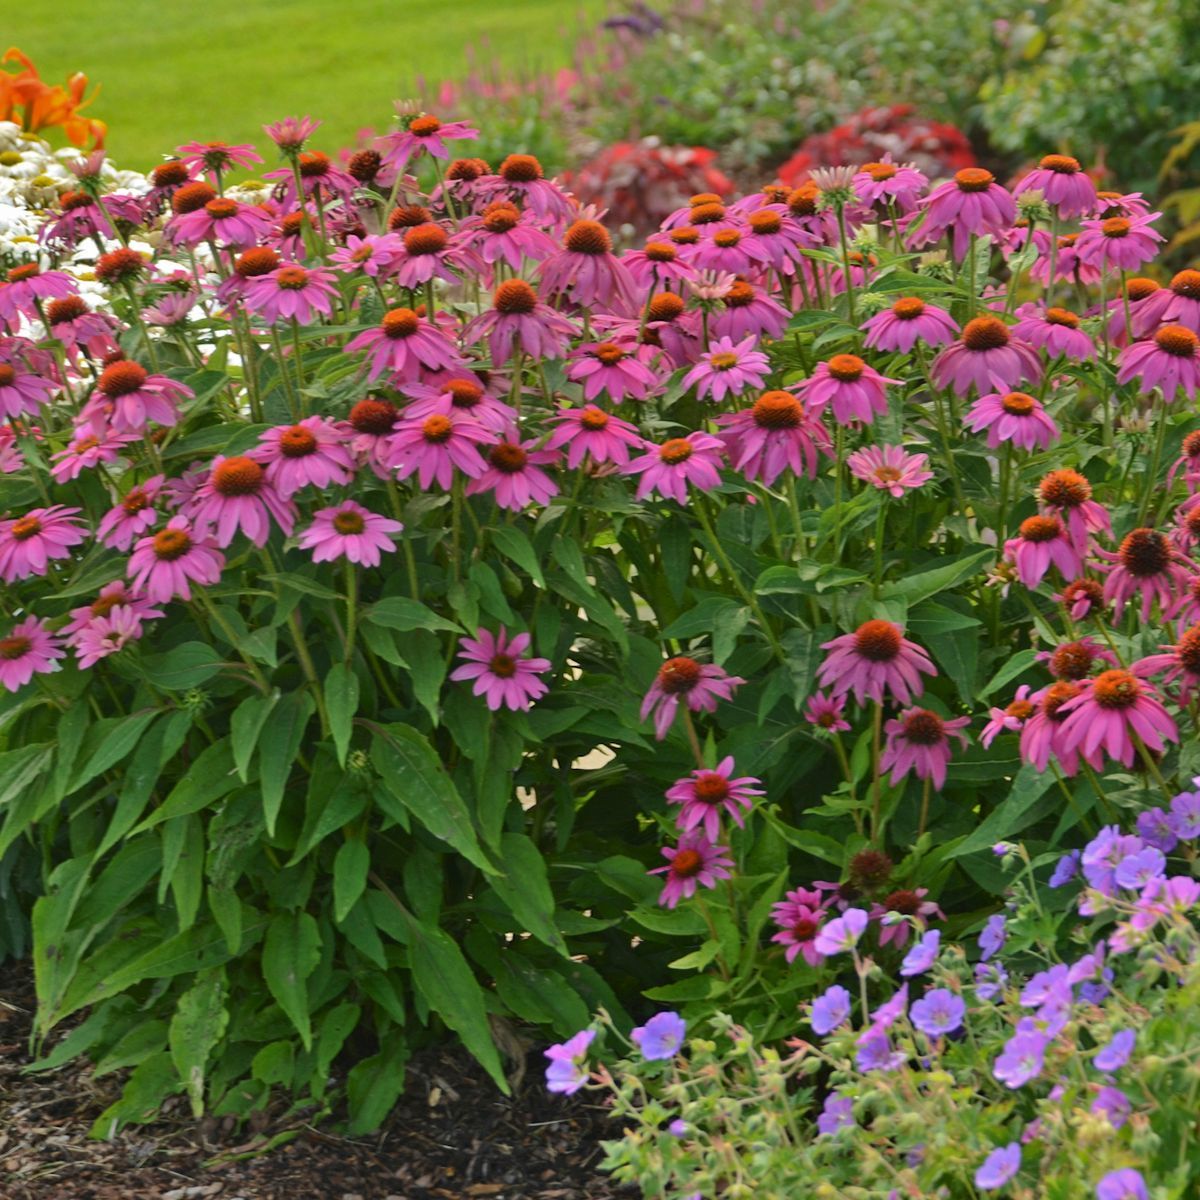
[[0, 963, 635, 1200]]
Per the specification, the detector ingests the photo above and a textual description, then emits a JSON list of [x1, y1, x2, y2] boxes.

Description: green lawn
[[8, 1, 602, 168]]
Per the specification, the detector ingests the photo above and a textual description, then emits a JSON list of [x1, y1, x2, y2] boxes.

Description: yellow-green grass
[[8, 0, 601, 169]]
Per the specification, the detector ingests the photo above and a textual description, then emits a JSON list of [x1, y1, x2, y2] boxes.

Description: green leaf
[[489, 834, 567, 957], [262, 571, 341, 600], [262, 913, 321, 1050], [141, 642, 225, 690], [365, 597, 461, 634], [230, 692, 278, 782], [346, 1035, 409, 1134], [333, 840, 370, 924], [132, 739, 238, 831], [252, 1040, 295, 1087], [407, 918, 509, 1094], [259, 691, 315, 835], [370, 724, 492, 873], [979, 648, 1040, 699], [880, 549, 993, 606], [489, 525, 545, 588], [951, 764, 1057, 857], [169, 970, 228, 1118], [924, 627, 979, 706], [325, 663, 359, 767]]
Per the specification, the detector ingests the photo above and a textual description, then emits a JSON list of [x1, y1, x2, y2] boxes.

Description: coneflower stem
[[870, 700, 884, 843], [918, 776, 932, 839], [836, 204, 856, 323]]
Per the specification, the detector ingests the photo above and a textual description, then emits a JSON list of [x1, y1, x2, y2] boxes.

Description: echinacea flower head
[[817, 620, 936, 707], [1003, 515, 1082, 589], [650, 831, 734, 908], [296, 501, 403, 567], [861, 295, 958, 353], [175, 140, 263, 178], [974, 1143, 1021, 1191], [665, 755, 763, 840], [1057, 668, 1178, 770], [911, 167, 1016, 260], [847, 444, 933, 496], [1014, 305, 1096, 361], [682, 334, 770, 403], [79, 360, 193, 437], [188, 455, 296, 548], [630, 1012, 686, 1060], [1101, 527, 1196, 621], [1132, 623, 1200, 704], [622, 431, 724, 504], [387, 410, 494, 491], [1015, 154, 1097, 218], [96, 475, 164, 551], [378, 112, 478, 171], [544, 1029, 595, 1096], [0, 617, 64, 692], [1054, 576, 1107, 622], [168, 196, 272, 249], [1038, 468, 1111, 554], [640, 655, 744, 741], [716, 389, 830, 485], [127, 516, 225, 603], [0, 339, 57, 418], [0, 262, 76, 323], [853, 157, 927, 213], [797, 354, 898, 426], [263, 115, 321, 154], [349, 306, 468, 384], [981, 685, 1037, 748], [449, 626, 550, 712], [804, 690, 850, 733], [567, 341, 659, 403], [49, 428, 138, 484], [1019, 680, 1083, 775], [1116, 324, 1200, 401], [0, 505, 87, 583], [544, 405, 644, 468], [463, 280, 577, 364], [251, 416, 355, 498], [242, 264, 340, 326], [466, 438, 560, 512], [881, 708, 970, 789], [1076, 211, 1164, 272], [771, 889, 829, 967], [964, 390, 1060, 452], [931, 317, 1042, 397], [538, 218, 639, 314]]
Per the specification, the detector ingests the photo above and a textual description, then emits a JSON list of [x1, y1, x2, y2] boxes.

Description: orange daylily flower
[[1, 47, 106, 148]]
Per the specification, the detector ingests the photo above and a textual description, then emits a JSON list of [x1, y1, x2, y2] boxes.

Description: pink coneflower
[[387, 410, 494, 490], [1003, 515, 1082, 588], [39, 190, 143, 249], [338, 397, 399, 478], [167, 196, 272, 249], [622, 239, 697, 289], [329, 232, 404, 278], [544, 405, 644, 467], [251, 416, 355, 498], [466, 200, 561, 274], [797, 354, 898, 426], [623, 432, 724, 504], [853, 158, 928, 215], [0, 505, 87, 582], [0, 617, 64, 692], [462, 280, 577, 364], [881, 708, 970, 790], [481, 154, 575, 226], [1133, 624, 1200, 704], [566, 341, 659, 402], [449, 625, 550, 712], [44, 295, 120, 362], [1053, 577, 1107, 622], [1093, 190, 1152, 219], [263, 115, 321, 154], [188, 455, 296, 547], [0, 427, 23, 475], [1057, 669, 1178, 771], [390, 222, 478, 288], [127, 516, 225, 602], [78, 361, 192, 436], [980, 685, 1037, 748], [402, 376, 516, 434], [742, 206, 816, 273], [0, 339, 57, 417], [1028, 231, 1103, 287], [1013, 306, 1096, 361], [804, 691, 851, 734], [74, 605, 147, 669], [861, 296, 959, 353], [467, 439, 560, 512], [1019, 681, 1082, 775], [1121, 269, 1200, 337], [96, 475, 164, 550], [640, 656, 744, 741], [539, 220, 639, 314], [871, 888, 943, 949], [1172, 503, 1200, 554], [1036, 637, 1116, 682], [297, 501, 403, 567], [348, 306, 467, 383], [0, 263, 76, 325], [49, 428, 137, 483], [691, 225, 768, 276], [665, 756, 763, 840], [716, 390, 830, 485], [910, 168, 1016, 259], [847, 445, 933, 496], [1014, 155, 1097, 219], [1100, 527, 1196, 621], [60, 583, 164, 643], [242, 264, 340, 326], [1116, 325, 1200, 401], [264, 150, 358, 208], [175, 140, 263, 180], [770, 888, 829, 966], [379, 113, 478, 170], [963, 391, 1060, 452], [816, 620, 936, 707], [710, 279, 789, 341], [683, 334, 770, 403], [1076, 212, 1164, 273], [1038, 469, 1111, 555], [650, 832, 734, 909], [930, 317, 1043, 397], [215, 246, 282, 304], [142, 291, 199, 330]]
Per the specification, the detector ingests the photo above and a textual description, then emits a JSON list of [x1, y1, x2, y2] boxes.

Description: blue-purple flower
[[978, 914, 1007, 962], [1170, 782, 1200, 838], [811, 984, 852, 1035], [631, 1011, 687, 1061], [1095, 1168, 1147, 1200], [1049, 850, 1081, 887], [974, 1142, 1021, 1190], [1114, 847, 1166, 890], [1091, 1086, 1131, 1128], [901, 929, 940, 977], [817, 1092, 855, 1135], [993, 1022, 1048, 1088], [1093, 1029, 1135, 1072], [814, 907, 869, 956], [544, 1029, 596, 1095], [909, 988, 966, 1037]]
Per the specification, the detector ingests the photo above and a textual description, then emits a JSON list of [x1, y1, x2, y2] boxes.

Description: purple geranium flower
[[909, 988, 966, 1037], [900, 929, 941, 977], [544, 1030, 595, 1095], [975, 1142, 1021, 1190], [979, 914, 1007, 962], [994, 1023, 1048, 1088], [817, 1092, 855, 1135], [811, 984, 852, 1035], [1096, 1169, 1148, 1200], [1049, 849, 1082, 887], [814, 908, 869, 956], [1094, 1029, 1135, 1073], [631, 1012, 686, 1060]]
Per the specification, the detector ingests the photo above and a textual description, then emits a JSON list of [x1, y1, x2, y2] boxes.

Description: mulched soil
[[0, 963, 636, 1200]]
